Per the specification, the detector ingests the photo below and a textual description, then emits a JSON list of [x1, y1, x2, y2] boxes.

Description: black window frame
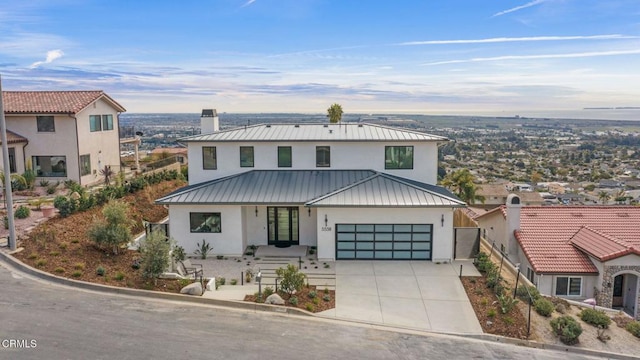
[[278, 146, 292, 168], [8, 147, 16, 173], [316, 146, 330, 167], [32, 155, 67, 177], [89, 115, 102, 132], [80, 154, 91, 176], [385, 146, 414, 170], [240, 146, 254, 167], [189, 212, 221, 233], [555, 276, 581, 296], [202, 146, 217, 170], [36, 116, 55, 132]]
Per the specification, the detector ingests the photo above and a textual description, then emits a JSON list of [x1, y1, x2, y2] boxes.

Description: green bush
[[230, 279, 237, 285], [39, 179, 50, 187], [140, 230, 172, 283], [497, 294, 518, 314], [71, 270, 83, 278], [275, 264, 306, 296], [289, 296, 298, 305], [14, 205, 31, 219], [534, 298, 555, 317], [516, 285, 541, 302], [323, 294, 331, 302], [487, 309, 496, 318], [305, 303, 314, 312], [46, 184, 58, 195], [308, 290, 317, 299], [53, 196, 77, 218], [550, 316, 582, 345], [87, 200, 134, 254], [262, 287, 275, 298], [626, 321, 640, 338], [96, 266, 105, 276], [115, 272, 125, 281], [579, 308, 611, 329]]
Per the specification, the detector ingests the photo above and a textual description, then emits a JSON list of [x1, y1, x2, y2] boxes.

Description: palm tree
[[598, 191, 611, 204], [327, 103, 343, 123], [441, 168, 485, 205]]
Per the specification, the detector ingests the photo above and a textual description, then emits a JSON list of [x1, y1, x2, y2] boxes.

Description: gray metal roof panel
[[180, 123, 448, 142]]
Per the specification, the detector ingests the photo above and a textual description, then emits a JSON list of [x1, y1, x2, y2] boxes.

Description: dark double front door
[[268, 207, 299, 247]]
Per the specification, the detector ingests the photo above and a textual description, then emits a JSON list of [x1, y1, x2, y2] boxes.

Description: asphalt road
[[0, 263, 604, 360]]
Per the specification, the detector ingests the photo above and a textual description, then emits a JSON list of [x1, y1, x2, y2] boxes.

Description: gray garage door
[[336, 224, 433, 260]]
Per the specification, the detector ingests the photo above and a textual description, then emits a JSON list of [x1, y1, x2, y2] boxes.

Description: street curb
[[1, 250, 637, 360], [0, 250, 312, 318]]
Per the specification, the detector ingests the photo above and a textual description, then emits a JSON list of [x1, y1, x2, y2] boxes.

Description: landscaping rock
[[180, 282, 203, 296], [265, 293, 285, 305]]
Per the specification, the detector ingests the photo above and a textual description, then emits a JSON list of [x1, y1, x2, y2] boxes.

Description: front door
[[613, 275, 624, 307], [268, 207, 299, 247]]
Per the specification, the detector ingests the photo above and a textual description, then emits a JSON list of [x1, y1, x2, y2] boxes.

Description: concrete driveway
[[318, 260, 483, 334]]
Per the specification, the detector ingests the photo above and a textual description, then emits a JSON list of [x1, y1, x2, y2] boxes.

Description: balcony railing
[[120, 126, 136, 139]]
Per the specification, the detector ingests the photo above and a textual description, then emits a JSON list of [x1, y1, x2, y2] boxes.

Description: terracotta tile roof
[[2, 91, 125, 114], [569, 226, 640, 262], [1, 130, 28, 145], [515, 206, 640, 274]]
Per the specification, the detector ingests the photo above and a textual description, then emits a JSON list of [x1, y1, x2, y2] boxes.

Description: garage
[[336, 224, 433, 260]]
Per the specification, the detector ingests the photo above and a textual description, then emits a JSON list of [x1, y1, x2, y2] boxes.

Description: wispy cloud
[[241, 0, 256, 8], [493, 0, 547, 17], [29, 49, 64, 68], [399, 34, 635, 46], [423, 49, 640, 66]]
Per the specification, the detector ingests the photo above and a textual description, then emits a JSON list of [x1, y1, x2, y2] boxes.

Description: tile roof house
[[476, 194, 640, 319], [1, 91, 126, 186], [157, 110, 465, 262]]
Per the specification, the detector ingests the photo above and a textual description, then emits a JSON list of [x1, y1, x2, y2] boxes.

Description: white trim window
[[555, 276, 582, 296]]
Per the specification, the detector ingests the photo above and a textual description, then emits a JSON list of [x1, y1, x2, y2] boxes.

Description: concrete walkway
[[317, 260, 483, 334]]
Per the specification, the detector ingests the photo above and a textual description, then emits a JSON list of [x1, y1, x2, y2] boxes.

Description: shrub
[[71, 271, 83, 278], [497, 294, 518, 314], [551, 316, 583, 345], [46, 184, 57, 195], [172, 245, 186, 262], [53, 196, 77, 218], [27, 253, 38, 260], [262, 287, 275, 298], [503, 316, 515, 325], [140, 230, 172, 284], [534, 298, 555, 317], [516, 285, 541, 302], [289, 296, 298, 305], [480, 298, 488, 306], [96, 266, 105, 276], [230, 279, 237, 285], [487, 309, 496, 318], [305, 303, 314, 312], [49, 251, 60, 256], [194, 240, 213, 259], [312, 297, 320, 305], [323, 287, 329, 294], [323, 294, 331, 302], [323, 263, 330, 269], [39, 179, 50, 187], [275, 264, 306, 296], [59, 242, 68, 250], [218, 277, 226, 285], [579, 308, 611, 329], [626, 321, 640, 338], [35, 259, 47, 267], [308, 290, 317, 299], [87, 200, 134, 254], [14, 205, 31, 219], [115, 272, 125, 281], [73, 263, 85, 271], [54, 267, 65, 273]]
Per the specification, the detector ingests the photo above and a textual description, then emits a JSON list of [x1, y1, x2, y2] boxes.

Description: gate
[[454, 227, 480, 259]]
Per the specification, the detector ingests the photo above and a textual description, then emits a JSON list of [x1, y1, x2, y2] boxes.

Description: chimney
[[505, 194, 521, 258], [200, 109, 219, 134]]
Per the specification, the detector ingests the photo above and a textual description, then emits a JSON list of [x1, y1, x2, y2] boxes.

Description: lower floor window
[[80, 154, 91, 176], [526, 267, 535, 283], [33, 155, 67, 177], [555, 276, 581, 296], [190, 212, 221, 233]]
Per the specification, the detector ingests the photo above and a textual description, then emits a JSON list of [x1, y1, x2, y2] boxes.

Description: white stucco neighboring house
[[1, 91, 126, 186], [475, 194, 640, 320], [156, 112, 465, 262]]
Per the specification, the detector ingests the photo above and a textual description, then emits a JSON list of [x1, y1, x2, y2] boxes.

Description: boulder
[[180, 282, 203, 296], [265, 293, 285, 305]]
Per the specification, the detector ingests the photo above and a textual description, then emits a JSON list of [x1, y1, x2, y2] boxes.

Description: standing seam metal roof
[[155, 170, 463, 207], [180, 123, 448, 142]]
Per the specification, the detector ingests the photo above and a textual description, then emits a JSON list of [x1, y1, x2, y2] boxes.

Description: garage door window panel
[[336, 223, 433, 260]]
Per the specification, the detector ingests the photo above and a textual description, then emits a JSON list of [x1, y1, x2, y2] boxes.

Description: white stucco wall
[[536, 273, 597, 300], [315, 207, 454, 261], [0, 144, 26, 174], [169, 204, 244, 256], [242, 205, 317, 248], [477, 212, 509, 257], [188, 141, 439, 185]]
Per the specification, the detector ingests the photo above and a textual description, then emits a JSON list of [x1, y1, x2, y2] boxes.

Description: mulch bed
[[13, 179, 188, 293], [244, 285, 335, 313], [461, 276, 529, 339]]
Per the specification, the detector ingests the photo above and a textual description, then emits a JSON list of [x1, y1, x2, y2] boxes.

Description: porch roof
[[156, 170, 464, 207]]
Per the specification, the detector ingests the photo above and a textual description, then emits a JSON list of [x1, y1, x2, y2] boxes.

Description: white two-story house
[[2, 91, 126, 186], [157, 112, 464, 261]]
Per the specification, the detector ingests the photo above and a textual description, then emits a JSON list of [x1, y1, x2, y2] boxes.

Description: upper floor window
[[385, 146, 413, 169], [37, 116, 55, 132], [278, 146, 292, 167], [555, 276, 581, 296], [316, 146, 330, 167], [90, 115, 114, 132], [203, 146, 217, 169], [240, 146, 254, 167]]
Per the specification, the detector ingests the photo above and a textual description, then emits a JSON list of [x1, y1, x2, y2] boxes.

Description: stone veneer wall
[[596, 265, 640, 320]]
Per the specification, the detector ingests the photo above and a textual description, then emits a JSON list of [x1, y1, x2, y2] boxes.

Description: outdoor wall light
[[441, 214, 445, 227], [308, 207, 311, 217], [324, 214, 328, 227], [255, 206, 258, 217]]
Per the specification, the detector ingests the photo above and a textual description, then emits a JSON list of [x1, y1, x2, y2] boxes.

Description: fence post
[[528, 296, 532, 337], [459, 264, 463, 279], [275, 278, 279, 293], [241, 271, 244, 286], [513, 268, 521, 298]]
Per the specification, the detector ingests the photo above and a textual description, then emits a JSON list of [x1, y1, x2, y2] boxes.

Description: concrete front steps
[[251, 257, 336, 290]]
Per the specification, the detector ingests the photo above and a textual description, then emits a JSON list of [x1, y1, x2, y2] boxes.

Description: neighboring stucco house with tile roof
[[157, 115, 465, 262], [1, 91, 126, 186], [476, 194, 640, 319]]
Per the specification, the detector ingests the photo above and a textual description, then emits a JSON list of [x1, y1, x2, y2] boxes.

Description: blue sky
[[1, 0, 639, 114]]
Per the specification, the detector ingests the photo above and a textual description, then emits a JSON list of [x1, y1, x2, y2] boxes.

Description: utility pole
[[0, 75, 16, 250]]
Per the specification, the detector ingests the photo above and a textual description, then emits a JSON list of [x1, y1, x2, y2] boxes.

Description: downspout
[[72, 112, 80, 185]]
